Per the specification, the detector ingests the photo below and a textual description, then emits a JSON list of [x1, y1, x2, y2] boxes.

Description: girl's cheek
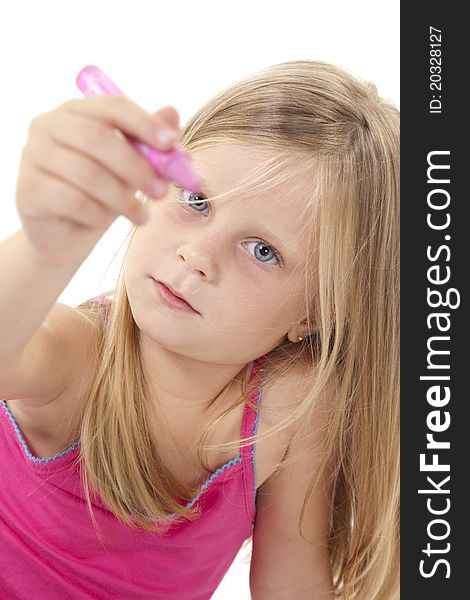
[[166, 203, 198, 226], [151, 198, 178, 225]]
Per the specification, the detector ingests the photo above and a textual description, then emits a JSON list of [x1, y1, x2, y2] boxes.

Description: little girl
[[0, 61, 399, 599]]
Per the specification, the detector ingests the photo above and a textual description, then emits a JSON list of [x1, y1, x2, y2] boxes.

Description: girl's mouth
[[151, 279, 199, 314]]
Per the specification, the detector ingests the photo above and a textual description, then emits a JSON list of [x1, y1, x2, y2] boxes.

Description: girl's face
[[125, 143, 312, 365]]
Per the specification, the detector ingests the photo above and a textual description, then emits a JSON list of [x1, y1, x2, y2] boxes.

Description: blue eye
[[180, 188, 209, 215], [243, 241, 281, 266], [178, 188, 282, 267]]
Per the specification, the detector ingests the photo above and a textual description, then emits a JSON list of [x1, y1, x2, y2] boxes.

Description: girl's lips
[[152, 279, 199, 314]]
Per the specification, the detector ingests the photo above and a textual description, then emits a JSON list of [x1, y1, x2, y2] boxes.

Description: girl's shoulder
[[260, 359, 335, 444], [262, 359, 314, 406], [259, 360, 316, 435]]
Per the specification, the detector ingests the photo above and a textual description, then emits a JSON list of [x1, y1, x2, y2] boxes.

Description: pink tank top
[[0, 296, 269, 599]]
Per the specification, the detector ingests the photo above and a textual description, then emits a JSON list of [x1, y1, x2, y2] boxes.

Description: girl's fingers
[[64, 95, 181, 151], [20, 163, 120, 230], [33, 110, 169, 201], [23, 138, 148, 225]]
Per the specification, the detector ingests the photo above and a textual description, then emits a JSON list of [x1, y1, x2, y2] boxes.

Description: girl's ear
[[294, 319, 319, 342], [152, 106, 180, 130], [286, 321, 319, 343]]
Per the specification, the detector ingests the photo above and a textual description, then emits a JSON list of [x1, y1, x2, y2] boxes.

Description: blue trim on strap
[[159, 361, 268, 522], [1, 400, 79, 463], [251, 367, 268, 508], [2, 354, 268, 520]]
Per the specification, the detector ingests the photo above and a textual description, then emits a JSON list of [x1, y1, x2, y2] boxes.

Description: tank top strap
[[240, 354, 269, 450], [240, 354, 269, 518], [95, 294, 112, 326]]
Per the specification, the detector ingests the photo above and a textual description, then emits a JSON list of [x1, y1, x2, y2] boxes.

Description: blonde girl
[[0, 60, 399, 599]]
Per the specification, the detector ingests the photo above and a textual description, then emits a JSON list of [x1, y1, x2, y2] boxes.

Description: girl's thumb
[[152, 105, 180, 130]]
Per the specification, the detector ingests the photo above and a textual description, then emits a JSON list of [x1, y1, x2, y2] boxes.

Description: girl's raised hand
[[15, 95, 180, 267]]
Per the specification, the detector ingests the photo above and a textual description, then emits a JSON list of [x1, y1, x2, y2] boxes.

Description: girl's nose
[[176, 239, 218, 280]]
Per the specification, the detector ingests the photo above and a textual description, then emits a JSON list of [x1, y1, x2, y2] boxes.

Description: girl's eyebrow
[[256, 225, 298, 261], [259, 226, 287, 249], [193, 175, 212, 197]]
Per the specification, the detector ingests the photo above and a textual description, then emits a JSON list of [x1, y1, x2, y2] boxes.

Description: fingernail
[[155, 129, 178, 146]]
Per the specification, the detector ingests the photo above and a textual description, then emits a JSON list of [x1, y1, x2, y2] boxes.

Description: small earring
[[297, 336, 303, 342]]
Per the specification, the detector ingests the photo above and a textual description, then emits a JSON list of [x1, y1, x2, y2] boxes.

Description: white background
[[0, 1, 399, 597]]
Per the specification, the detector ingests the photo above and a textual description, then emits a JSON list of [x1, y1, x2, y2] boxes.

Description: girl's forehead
[[190, 143, 313, 205], [190, 144, 271, 188]]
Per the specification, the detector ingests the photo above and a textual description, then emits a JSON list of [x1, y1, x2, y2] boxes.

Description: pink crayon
[[76, 66, 200, 192]]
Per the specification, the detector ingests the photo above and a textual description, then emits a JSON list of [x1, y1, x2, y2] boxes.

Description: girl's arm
[[0, 228, 83, 367], [250, 371, 335, 599], [0, 228, 89, 408]]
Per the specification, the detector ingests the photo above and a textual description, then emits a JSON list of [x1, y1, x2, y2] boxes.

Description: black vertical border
[[401, 3, 467, 597]]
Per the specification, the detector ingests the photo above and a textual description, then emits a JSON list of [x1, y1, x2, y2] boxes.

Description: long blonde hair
[[74, 61, 399, 599]]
